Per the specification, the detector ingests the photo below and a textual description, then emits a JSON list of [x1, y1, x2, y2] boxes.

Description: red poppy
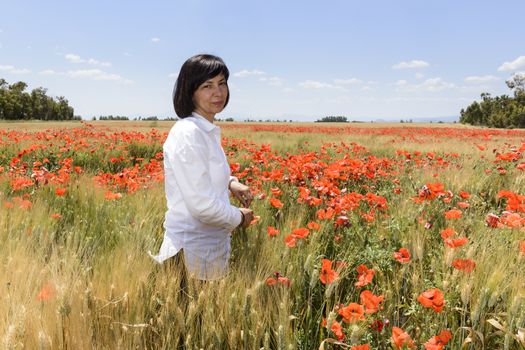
[[391, 327, 415, 349], [284, 234, 296, 248], [269, 197, 284, 208], [338, 302, 365, 323], [319, 259, 338, 285], [250, 215, 260, 225], [452, 259, 476, 272], [19, 199, 32, 209], [307, 221, 321, 230], [355, 264, 375, 287], [267, 226, 280, 237], [335, 215, 350, 227], [351, 345, 370, 350], [486, 213, 501, 228], [270, 187, 283, 197], [36, 282, 55, 302], [360, 290, 384, 314], [370, 319, 384, 332], [55, 187, 67, 196], [427, 182, 445, 195], [277, 276, 291, 287], [266, 272, 291, 287], [393, 247, 411, 263], [316, 207, 335, 220], [440, 228, 455, 239], [51, 213, 62, 219], [330, 320, 344, 341], [459, 191, 471, 199], [292, 227, 309, 239], [457, 201, 470, 209], [11, 177, 34, 191], [444, 237, 469, 248], [105, 191, 122, 200], [444, 209, 462, 219], [265, 277, 278, 286], [424, 330, 452, 350], [501, 212, 524, 228], [417, 288, 445, 312], [520, 240, 525, 255]]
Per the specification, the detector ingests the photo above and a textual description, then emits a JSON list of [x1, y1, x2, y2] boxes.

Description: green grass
[[0, 122, 524, 349]]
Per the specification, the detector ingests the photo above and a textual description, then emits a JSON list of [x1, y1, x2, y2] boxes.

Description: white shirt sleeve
[[166, 131, 242, 231]]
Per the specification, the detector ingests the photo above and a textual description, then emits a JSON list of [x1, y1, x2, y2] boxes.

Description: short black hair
[[173, 54, 230, 118]]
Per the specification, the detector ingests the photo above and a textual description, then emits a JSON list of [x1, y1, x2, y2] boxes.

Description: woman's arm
[[165, 132, 242, 231]]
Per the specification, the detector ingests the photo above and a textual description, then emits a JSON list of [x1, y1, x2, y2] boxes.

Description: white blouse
[[149, 112, 242, 280]]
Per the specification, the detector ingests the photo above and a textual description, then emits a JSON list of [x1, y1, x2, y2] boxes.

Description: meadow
[[1, 120, 524, 349]]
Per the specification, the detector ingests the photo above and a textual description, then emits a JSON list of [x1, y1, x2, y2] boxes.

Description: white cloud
[[299, 80, 337, 89], [333, 78, 362, 85], [259, 76, 283, 86], [420, 78, 455, 91], [415, 72, 425, 79], [67, 69, 132, 84], [298, 80, 348, 91], [39, 69, 56, 75], [227, 81, 241, 92], [65, 54, 84, 63], [464, 75, 500, 83], [361, 86, 373, 91], [151, 37, 160, 43], [124, 52, 132, 57], [0, 64, 31, 74], [392, 60, 430, 69], [65, 53, 111, 67], [233, 69, 266, 78], [168, 72, 178, 79], [395, 77, 455, 92], [87, 58, 111, 67], [498, 56, 525, 71]]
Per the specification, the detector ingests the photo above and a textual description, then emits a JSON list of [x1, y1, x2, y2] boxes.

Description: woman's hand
[[229, 181, 253, 207], [239, 208, 254, 228]]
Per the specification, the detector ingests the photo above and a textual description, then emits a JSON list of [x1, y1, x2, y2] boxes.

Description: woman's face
[[192, 74, 228, 121]]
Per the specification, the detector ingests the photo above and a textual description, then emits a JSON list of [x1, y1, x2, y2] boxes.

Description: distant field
[[0, 119, 476, 130], [1, 121, 524, 349]]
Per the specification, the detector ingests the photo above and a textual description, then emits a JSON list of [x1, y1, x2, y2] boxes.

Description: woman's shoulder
[[170, 117, 201, 135], [166, 117, 205, 145]]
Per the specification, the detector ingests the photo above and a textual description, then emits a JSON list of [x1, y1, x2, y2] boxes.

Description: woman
[[150, 54, 254, 281]]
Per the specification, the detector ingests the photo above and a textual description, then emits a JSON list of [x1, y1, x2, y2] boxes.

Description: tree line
[[315, 116, 348, 122], [460, 74, 525, 128], [0, 78, 78, 121]]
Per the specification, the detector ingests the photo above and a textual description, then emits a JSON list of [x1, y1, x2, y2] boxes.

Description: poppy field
[[1, 120, 524, 349]]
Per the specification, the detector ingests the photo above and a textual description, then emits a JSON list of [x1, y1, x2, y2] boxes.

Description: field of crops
[[1, 120, 524, 349]]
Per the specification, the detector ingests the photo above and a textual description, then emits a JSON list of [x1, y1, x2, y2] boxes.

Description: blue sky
[[1, 0, 524, 121]]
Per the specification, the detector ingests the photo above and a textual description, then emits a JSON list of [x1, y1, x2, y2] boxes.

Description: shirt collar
[[191, 112, 218, 133]]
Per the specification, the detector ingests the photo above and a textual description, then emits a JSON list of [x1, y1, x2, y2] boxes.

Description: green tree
[[0, 78, 76, 120], [460, 75, 525, 128]]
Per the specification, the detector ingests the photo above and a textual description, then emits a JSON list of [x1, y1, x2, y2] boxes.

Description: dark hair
[[173, 54, 230, 118]]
